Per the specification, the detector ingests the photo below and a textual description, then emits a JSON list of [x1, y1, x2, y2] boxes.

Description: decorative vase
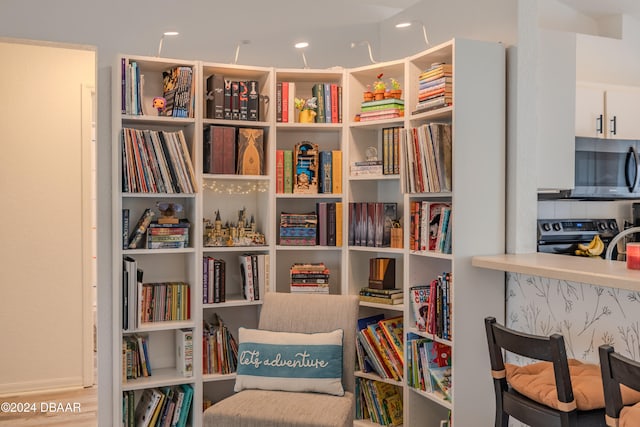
[[298, 109, 316, 123], [374, 89, 385, 101], [363, 91, 374, 102]]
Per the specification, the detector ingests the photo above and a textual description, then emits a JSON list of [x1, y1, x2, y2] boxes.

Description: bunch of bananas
[[575, 234, 605, 257]]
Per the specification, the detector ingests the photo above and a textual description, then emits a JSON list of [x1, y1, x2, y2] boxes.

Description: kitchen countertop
[[471, 252, 640, 292]]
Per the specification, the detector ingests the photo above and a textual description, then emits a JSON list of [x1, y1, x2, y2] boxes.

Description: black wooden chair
[[484, 317, 606, 427], [599, 345, 640, 427]]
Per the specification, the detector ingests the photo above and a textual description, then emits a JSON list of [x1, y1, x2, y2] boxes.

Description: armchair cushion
[[234, 327, 344, 396]]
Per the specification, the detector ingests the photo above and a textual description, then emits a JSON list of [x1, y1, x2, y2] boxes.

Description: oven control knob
[[552, 223, 561, 231], [609, 221, 618, 231], [599, 223, 607, 231], [541, 223, 551, 232]]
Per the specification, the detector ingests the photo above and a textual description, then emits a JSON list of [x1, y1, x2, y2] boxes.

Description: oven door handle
[[625, 146, 640, 193]]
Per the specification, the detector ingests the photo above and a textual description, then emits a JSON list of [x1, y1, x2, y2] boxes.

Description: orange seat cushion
[[620, 402, 640, 427], [505, 359, 640, 411]]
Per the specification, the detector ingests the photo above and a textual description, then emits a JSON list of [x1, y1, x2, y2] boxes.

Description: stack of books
[[290, 262, 330, 293], [279, 212, 318, 245], [415, 63, 453, 112], [359, 287, 402, 306], [356, 314, 404, 381], [146, 220, 190, 249], [359, 98, 404, 122]]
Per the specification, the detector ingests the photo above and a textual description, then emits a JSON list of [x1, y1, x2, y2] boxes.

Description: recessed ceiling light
[[395, 22, 411, 28], [295, 42, 309, 49], [163, 31, 179, 36]]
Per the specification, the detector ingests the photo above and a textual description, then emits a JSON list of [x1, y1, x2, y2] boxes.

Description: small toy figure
[[152, 97, 166, 115]]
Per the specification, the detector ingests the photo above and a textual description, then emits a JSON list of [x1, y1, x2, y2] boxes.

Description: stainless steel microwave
[[570, 137, 640, 199]]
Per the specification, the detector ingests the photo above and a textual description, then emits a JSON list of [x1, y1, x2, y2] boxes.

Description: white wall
[[0, 40, 95, 394]]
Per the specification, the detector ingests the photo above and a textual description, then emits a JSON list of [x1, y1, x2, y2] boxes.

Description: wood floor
[[0, 386, 97, 426]]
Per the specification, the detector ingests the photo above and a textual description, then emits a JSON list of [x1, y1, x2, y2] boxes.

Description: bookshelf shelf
[[355, 370, 403, 387], [122, 368, 193, 392], [111, 38, 504, 427]]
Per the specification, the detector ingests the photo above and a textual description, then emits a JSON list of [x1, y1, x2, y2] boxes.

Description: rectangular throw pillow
[[234, 327, 344, 396]]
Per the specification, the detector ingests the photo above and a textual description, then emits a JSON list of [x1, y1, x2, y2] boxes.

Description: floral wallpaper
[[506, 272, 640, 363], [504, 272, 640, 427]]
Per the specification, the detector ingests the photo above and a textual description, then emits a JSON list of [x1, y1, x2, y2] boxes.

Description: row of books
[[348, 202, 398, 248], [290, 262, 330, 294], [355, 377, 403, 427], [415, 63, 452, 113], [406, 333, 452, 401], [279, 211, 317, 246], [205, 75, 261, 121], [138, 281, 191, 324], [121, 128, 197, 194], [203, 126, 265, 175], [276, 82, 343, 123], [410, 272, 453, 339], [239, 253, 269, 301], [275, 149, 342, 194], [358, 286, 402, 306], [123, 384, 193, 427], [123, 256, 143, 330], [202, 257, 225, 304], [409, 201, 452, 254], [356, 313, 404, 382], [359, 98, 404, 122], [203, 313, 238, 375], [403, 123, 452, 194], [316, 202, 343, 246], [123, 334, 151, 380]]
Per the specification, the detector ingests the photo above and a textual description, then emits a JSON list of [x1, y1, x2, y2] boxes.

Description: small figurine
[[152, 97, 166, 115], [157, 202, 182, 224]]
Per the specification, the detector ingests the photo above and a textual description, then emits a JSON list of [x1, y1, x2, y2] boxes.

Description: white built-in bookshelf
[[112, 38, 505, 427]]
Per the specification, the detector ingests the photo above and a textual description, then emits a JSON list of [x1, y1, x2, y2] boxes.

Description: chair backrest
[[484, 316, 577, 426], [258, 292, 359, 393], [599, 344, 640, 426]]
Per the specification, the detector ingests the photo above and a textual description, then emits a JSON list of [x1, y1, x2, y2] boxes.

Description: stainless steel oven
[[537, 218, 619, 257]]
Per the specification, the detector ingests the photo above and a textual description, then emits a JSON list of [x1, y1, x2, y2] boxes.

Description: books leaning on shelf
[[123, 256, 143, 330], [121, 128, 197, 194], [289, 262, 330, 294], [123, 334, 152, 380], [161, 66, 195, 118], [356, 314, 404, 381], [124, 384, 193, 427], [315, 202, 342, 246], [138, 282, 191, 324], [239, 253, 269, 301], [348, 202, 397, 248], [146, 219, 190, 249], [409, 200, 452, 254], [203, 313, 239, 375], [406, 333, 452, 401], [355, 377, 403, 427], [410, 273, 452, 339], [359, 287, 402, 305], [403, 122, 452, 194]]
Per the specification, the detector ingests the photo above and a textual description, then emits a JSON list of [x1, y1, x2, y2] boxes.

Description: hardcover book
[[247, 80, 260, 121], [283, 150, 294, 193], [236, 128, 264, 175], [206, 74, 224, 119], [239, 81, 249, 120]]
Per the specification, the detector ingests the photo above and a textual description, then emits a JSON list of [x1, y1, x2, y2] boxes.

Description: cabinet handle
[[610, 116, 617, 135], [596, 114, 603, 134]]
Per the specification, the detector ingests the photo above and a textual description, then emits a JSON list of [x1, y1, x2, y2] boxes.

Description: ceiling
[[558, 0, 640, 21]]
